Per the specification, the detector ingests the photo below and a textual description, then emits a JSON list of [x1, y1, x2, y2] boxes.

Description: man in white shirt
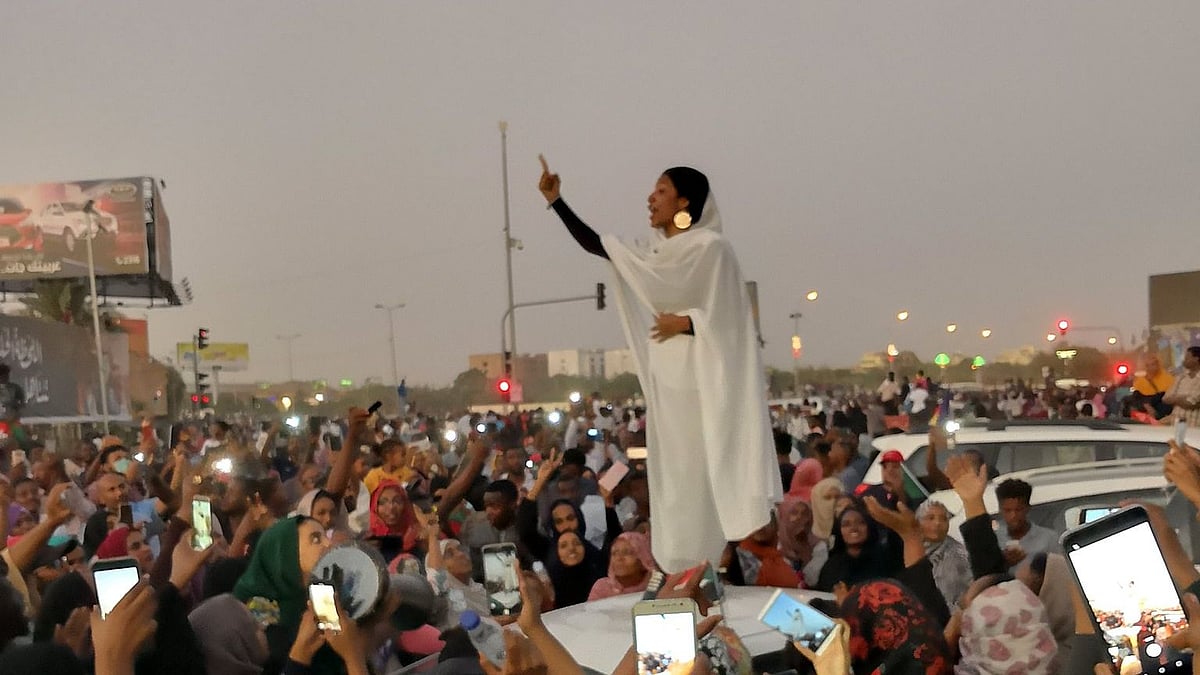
[[878, 372, 902, 415]]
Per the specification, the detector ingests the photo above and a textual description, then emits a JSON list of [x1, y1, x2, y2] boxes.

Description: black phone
[[118, 503, 134, 527], [1063, 505, 1192, 674], [367, 401, 383, 415]]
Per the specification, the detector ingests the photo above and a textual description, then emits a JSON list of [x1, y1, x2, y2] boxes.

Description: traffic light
[[1057, 319, 1070, 336], [1115, 363, 1131, 378], [197, 327, 210, 350], [196, 372, 210, 399], [497, 377, 512, 402], [596, 282, 606, 311], [200, 394, 211, 406], [191, 394, 200, 404]]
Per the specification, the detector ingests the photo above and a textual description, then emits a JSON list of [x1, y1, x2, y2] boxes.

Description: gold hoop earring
[[673, 210, 692, 230]]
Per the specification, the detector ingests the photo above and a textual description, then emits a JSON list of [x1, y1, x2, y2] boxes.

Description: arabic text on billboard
[[0, 177, 152, 280], [176, 342, 250, 372], [0, 315, 132, 423]]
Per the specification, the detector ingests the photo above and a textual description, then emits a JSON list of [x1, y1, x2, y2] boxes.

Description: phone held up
[[1062, 505, 1192, 674], [757, 589, 838, 655], [309, 583, 342, 633], [191, 496, 214, 550], [481, 543, 522, 616], [633, 598, 698, 675], [92, 557, 141, 620]]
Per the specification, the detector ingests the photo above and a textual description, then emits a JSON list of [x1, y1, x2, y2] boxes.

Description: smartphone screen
[[94, 560, 140, 619], [309, 584, 341, 632], [758, 589, 837, 654], [1066, 509, 1191, 673], [191, 498, 213, 550], [633, 605, 697, 674], [482, 544, 522, 616], [1079, 507, 1119, 525], [598, 461, 630, 493]]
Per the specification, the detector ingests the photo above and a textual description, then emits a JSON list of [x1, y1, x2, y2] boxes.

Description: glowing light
[[547, 411, 563, 425], [1046, 334, 1057, 342], [444, 430, 459, 443], [944, 420, 961, 434], [981, 329, 992, 338], [568, 391, 582, 404], [805, 290, 819, 302], [946, 324, 958, 333], [285, 416, 301, 429], [213, 457, 234, 474], [281, 396, 293, 410], [896, 311, 909, 322]]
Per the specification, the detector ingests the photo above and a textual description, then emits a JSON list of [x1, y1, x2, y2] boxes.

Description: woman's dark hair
[[830, 504, 882, 555], [662, 167, 709, 223], [0, 577, 28, 649], [312, 489, 340, 513]]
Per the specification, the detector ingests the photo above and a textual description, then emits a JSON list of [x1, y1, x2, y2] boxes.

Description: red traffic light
[[1057, 319, 1070, 334], [200, 394, 211, 405], [191, 394, 200, 403], [497, 378, 512, 394], [1116, 363, 1131, 377]]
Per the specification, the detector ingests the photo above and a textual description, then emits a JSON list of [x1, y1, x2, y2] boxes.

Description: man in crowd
[[858, 450, 922, 512], [830, 430, 870, 493], [994, 478, 1058, 570], [1164, 346, 1200, 429], [1133, 353, 1176, 419], [878, 371, 902, 415]]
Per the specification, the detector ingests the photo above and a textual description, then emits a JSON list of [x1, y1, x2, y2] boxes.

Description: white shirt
[[878, 380, 901, 402], [906, 388, 930, 414]]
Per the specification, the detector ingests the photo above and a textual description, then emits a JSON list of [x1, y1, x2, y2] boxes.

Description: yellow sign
[[176, 342, 250, 372]]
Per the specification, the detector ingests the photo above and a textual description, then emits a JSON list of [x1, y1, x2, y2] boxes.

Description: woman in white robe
[[538, 156, 780, 572]]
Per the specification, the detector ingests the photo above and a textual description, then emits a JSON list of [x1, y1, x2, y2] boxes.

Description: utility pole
[[374, 303, 405, 386], [277, 333, 300, 383], [499, 121, 517, 385]]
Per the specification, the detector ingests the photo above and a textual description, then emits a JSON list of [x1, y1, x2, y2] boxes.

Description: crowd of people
[[0, 351, 1199, 674]]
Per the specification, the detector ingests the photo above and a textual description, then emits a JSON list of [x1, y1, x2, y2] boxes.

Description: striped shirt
[[1167, 369, 1200, 428]]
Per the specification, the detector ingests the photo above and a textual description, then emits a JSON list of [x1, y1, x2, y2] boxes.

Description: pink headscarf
[[788, 459, 824, 501], [956, 580, 1057, 674], [587, 532, 657, 601], [776, 497, 820, 566]]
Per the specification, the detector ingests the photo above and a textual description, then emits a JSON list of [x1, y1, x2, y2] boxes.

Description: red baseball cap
[[880, 450, 904, 464]]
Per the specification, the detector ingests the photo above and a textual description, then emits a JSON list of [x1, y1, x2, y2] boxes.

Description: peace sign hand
[[537, 154, 561, 204]]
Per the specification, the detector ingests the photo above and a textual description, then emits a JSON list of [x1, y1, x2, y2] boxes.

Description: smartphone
[[598, 461, 631, 493], [11, 449, 26, 467], [481, 543, 522, 616], [191, 497, 213, 550], [643, 562, 724, 605], [1177, 419, 1189, 448], [309, 583, 342, 633], [627, 447, 648, 461], [1079, 507, 1119, 525], [1063, 505, 1191, 673], [632, 598, 698, 675], [758, 589, 838, 654], [92, 557, 140, 619], [119, 502, 134, 527]]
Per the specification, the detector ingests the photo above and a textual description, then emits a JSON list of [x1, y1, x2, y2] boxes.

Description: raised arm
[[436, 436, 489, 521], [326, 409, 368, 498], [539, 154, 608, 259]]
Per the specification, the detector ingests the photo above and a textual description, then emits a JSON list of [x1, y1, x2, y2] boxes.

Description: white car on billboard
[[34, 201, 117, 253]]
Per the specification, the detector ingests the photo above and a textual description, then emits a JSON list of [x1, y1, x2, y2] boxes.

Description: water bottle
[[532, 561, 555, 605], [460, 610, 506, 667]]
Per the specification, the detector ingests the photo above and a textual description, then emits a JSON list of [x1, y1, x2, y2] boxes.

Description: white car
[[861, 419, 1200, 487], [541, 585, 834, 674], [34, 200, 117, 252]]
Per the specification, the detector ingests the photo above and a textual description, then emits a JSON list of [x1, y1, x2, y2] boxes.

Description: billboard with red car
[[0, 177, 169, 284]]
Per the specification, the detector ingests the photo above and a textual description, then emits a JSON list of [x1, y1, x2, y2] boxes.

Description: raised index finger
[[538, 154, 550, 174]]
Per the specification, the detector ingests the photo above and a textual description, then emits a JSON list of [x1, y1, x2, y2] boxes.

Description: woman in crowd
[[916, 500, 971, 610], [95, 525, 155, 572], [189, 593, 271, 675], [367, 481, 422, 564], [815, 504, 899, 592], [802, 477, 844, 587], [418, 508, 490, 628], [544, 529, 605, 608], [787, 457, 824, 501], [293, 489, 341, 532], [736, 510, 801, 588], [587, 531, 656, 601], [950, 576, 1058, 673], [838, 579, 951, 674], [776, 498, 820, 571]]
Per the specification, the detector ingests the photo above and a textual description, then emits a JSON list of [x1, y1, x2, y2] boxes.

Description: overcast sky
[[3, 2, 1198, 386]]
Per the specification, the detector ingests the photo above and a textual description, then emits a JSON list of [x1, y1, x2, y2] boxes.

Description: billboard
[[176, 342, 250, 372], [0, 315, 132, 424], [0, 177, 177, 301], [1150, 271, 1200, 328]]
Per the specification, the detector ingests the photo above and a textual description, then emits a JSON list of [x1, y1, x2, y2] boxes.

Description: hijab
[[544, 530, 604, 609], [817, 505, 896, 592], [233, 516, 305, 631], [840, 580, 951, 675], [95, 526, 132, 559], [956, 580, 1058, 675], [587, 531, 656, 601], [810, 477, 844, 540], [33, 571, 95, 642], [189, 593, 270, 675], [788, 458, 824, 501], [368, 481, 418, 547], [776, 498, 820, 566], [544, 498, 587, 539]]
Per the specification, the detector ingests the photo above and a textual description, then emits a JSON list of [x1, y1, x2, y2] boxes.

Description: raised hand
[[864, 496, 919, 539], [92, 581, 158, 675], [538, 154, 561, 204], [53, 606, 92, 659], [946, 455, 987, 509], [650, 313, 691, 343]]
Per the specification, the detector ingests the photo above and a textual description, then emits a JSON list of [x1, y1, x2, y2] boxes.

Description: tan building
[[468, 353, 548, 381]]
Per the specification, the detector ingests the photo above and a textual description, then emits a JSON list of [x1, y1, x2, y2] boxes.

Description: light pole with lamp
[[789, 312, 803, 395], [276, 334, 301, 383], [374, 302, 405, 386], [81, 201, 110, 433], [499, 121, 519, 382]]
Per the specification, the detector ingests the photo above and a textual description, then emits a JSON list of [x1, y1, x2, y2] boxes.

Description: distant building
[[547, 349, 606, 379], [604, 349, 636, 379], [468, 353, 548, 381]]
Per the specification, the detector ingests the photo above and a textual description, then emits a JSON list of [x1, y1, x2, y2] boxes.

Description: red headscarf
[[96, 526, 132, 559], [368, 481, 419, 551], [788, 458, 824, 501]]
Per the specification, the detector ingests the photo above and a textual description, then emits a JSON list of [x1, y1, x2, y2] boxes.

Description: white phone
[[309, 583, 342, 633], [191, 496, 213, 550], [482, 543, 523, 616], [1177, 419, 1189, 448], [92, 557, 141, 620], [632, 598, 697, 675], [758, 589, 838, 654], [598, 461, 631, 493]]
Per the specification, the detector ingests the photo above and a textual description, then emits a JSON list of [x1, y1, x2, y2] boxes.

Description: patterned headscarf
[[956, 580, 1058, 675], [840, 580, 951, 675], [586, 531, 657, 601]]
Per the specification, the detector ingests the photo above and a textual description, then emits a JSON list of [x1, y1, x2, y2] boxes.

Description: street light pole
[[374, 303, 405, 386], [499, 121, 517, 381], [276, 333, 300, 383], [81, 202, 110, 433], [789, 312, 803, 395]]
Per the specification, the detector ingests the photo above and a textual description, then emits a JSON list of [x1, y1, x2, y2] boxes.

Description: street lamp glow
[[1108, 336, 1118, 345], [1046, 333, 1057, 343], [547, 411, 563, 425], [281, 396, 293, 410], [805, 290, 819, 302], [886, 343, 899, 358], [981, 329, 992, 338], [896, 311, 909, 322], [314, 393, 325, 403], [946, 324, 958, 333]]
